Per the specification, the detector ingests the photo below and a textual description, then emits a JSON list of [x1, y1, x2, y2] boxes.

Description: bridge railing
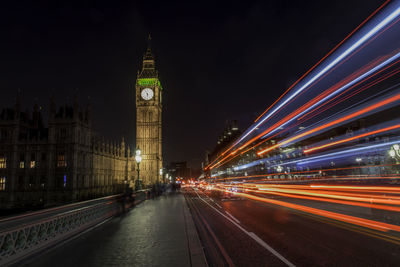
[[0, 191, 147, 266]]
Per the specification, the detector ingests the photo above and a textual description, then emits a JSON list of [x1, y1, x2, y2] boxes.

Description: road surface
[[184, 187, 400, 266]]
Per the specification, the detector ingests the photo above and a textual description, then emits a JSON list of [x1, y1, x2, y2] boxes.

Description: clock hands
[[141, 88, 153, 100]]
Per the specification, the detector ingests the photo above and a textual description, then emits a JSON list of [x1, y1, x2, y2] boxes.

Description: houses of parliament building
[[0, 93, 136, 209], [0, 40, 163, 209]]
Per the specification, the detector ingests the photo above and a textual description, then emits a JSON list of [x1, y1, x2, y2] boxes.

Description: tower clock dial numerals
[[141, 88, 154, 100]]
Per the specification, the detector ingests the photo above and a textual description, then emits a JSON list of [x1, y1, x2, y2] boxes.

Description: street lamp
[[135, 147, 142, 190], [159, 168, 163, 183]]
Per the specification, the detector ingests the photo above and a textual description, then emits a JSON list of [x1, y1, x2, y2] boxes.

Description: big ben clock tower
[[135, 36, 163, 185]]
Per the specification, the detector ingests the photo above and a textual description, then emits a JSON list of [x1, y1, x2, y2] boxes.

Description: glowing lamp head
[[135, 155, 142, 163], [389, 150, 396, 158], [135, 148, 141, 156], [394, 144, 400, 151]]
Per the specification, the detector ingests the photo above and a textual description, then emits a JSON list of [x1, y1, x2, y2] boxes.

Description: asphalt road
[[183, 187, 400, 267]]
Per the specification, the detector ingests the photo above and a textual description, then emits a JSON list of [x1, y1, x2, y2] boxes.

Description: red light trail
[[258, 92, 400, 155], [205, 182, 400, 233], [304, 124, 400, 153], [253, 0, 391, 123]]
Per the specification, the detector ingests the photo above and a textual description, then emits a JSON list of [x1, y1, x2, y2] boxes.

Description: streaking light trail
[[262, 52, 400, 139], [304, 124, 400, 153], [257, 93, 400, 155], [253, 0, 391, 123], [208, 185, 400, 232], [205, 4, 400, 170]]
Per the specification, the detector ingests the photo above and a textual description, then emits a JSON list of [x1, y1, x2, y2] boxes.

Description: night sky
[[0, 0, 385, 169]]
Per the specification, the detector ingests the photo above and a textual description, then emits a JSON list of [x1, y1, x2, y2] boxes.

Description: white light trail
[[233, 5, 400, 148]]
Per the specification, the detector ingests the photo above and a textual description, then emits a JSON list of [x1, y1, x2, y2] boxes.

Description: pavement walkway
[[22, 192, 207, 267]]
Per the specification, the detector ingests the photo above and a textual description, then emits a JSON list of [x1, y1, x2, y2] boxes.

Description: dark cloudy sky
[[0, 0, 385, 168]]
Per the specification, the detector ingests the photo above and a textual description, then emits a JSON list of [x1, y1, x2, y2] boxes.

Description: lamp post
[[135, 147, 142, 190], [124, 179, 129, 195], [159, 168, 163, 183]]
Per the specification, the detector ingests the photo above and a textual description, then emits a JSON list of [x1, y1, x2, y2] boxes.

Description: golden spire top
[[143, 34, 154, 61], [139, 34, 157, 77]]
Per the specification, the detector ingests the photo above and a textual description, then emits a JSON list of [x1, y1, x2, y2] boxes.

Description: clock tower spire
[[135, 36, 163, 186]]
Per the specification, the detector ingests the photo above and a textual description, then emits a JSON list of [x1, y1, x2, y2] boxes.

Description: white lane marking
[[225, 211, 240, 224], [194, 190, 295, 267], [215, 203, 222, 209]]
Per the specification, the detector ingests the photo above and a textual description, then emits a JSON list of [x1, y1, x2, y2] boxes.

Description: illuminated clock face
[[141, 88, 154, 100]]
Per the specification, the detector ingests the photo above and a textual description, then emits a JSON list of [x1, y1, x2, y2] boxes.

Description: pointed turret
[[127, 145, 131, 158], [106, 140, 110, 154], [139, 34, 157, 78], [144, 34, 153, 60], [121, 137, 126, 157]]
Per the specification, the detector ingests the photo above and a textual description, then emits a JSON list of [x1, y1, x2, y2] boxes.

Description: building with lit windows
[[0, 94, 135, 209]]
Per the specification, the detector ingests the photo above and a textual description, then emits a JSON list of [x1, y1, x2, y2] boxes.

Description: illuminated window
[[30, 153, 36, 168], [0, 177, 5, 190], [57, 154, 66, 167], [0, 156, 6, 168]]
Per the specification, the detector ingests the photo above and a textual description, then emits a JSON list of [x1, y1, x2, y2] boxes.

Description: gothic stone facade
[[135, 42, 163, 185], [0, 95, 135, 209]]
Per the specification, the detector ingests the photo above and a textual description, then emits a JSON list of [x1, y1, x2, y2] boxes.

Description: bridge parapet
[[0, 194, 128, 266]]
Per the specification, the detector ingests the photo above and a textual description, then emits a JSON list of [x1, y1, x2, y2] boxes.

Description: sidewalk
[[23, 193, 207, 267]]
